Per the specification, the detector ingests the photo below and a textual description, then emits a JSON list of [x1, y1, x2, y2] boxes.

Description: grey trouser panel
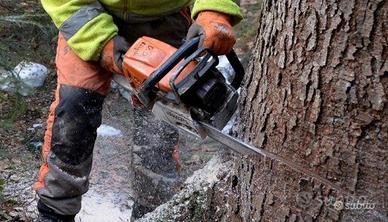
[[37, 85, 104, 215], [36, 9, 191, 216]]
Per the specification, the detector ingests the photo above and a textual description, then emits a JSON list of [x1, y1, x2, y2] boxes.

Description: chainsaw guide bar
[[198, 121, 350, 195]]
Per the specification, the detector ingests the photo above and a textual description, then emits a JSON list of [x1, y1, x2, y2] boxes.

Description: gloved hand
[[100, 35, 130, 75], [186, 11, 236, 55]]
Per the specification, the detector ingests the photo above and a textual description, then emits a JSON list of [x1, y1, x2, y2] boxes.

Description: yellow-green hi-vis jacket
[[41, 0, 243, 61]]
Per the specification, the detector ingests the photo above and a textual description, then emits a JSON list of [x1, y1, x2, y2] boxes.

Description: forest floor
[[0, 0, 261, 221]]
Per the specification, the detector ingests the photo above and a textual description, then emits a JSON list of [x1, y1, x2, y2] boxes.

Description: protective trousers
[[34, 8, 192, 216]]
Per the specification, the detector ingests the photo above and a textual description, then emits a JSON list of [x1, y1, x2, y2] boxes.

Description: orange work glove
[[186, 11, 236, 55], [100, 35, 130, 75]]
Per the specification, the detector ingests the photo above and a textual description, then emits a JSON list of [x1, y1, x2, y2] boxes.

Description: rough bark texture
[[138, 0, 387, 221], [227, 0, 387, 221]]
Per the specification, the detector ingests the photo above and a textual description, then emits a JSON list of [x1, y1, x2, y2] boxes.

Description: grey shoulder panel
[[60, 2, 104, 40]]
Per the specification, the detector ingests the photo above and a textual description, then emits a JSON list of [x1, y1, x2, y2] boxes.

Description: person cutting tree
[[34, 0, 242, 221]]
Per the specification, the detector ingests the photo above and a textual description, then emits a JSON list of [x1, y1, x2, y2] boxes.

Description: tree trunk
[[226, 0, 387, 221], [137, 0, 387, 221]]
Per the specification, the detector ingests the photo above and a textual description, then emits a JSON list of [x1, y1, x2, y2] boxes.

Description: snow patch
[[33, 123, 43, 128], [0, 61, 48, 96], [97, 124, 122, 137], [14, 62, 48, 88], [76, 190, 133, 222]]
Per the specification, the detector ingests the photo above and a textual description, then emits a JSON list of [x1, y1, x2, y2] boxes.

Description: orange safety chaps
[[34, 9, 191, 216]]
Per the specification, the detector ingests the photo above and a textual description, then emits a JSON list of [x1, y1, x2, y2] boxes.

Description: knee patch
[[51, 85, 105, 165]]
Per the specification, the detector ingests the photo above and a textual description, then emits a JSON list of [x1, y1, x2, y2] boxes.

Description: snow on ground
[[76, 189, 134, 222], [76, 96, 135, 221], [0, 61, 48, 96], [13, 62, 48, 88], [97, 124, 123, 137]]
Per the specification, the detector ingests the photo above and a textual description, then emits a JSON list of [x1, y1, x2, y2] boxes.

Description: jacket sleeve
[[41, 0, 118, 61], [191, 0, 243, 25]]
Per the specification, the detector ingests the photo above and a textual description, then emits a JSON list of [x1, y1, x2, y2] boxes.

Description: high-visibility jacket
[[41, 0, 243, 61]]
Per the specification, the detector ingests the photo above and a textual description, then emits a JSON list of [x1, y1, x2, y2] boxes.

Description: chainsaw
[[117, 36, 243, 138], [112, 36, 348, 194]]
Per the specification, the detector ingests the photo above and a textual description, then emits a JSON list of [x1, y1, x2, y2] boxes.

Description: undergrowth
[[0, 0, 56, 129], [0, 0, 56, 216]]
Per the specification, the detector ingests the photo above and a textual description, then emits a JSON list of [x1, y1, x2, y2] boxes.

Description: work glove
[[100, 35, 130, 75], [186, 11, 236, 55]]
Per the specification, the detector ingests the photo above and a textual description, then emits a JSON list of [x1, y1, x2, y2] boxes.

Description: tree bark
[[137, 0, 387, 221], [225, 0, 387, 221]]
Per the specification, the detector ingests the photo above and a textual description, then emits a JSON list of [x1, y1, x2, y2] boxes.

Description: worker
[[34, 0, 242, 221]]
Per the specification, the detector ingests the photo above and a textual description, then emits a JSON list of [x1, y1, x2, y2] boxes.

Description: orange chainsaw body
[[123, 37, 196, 92]]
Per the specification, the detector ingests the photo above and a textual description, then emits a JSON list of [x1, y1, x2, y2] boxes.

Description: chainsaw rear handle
[[138, 37, 245, 106]]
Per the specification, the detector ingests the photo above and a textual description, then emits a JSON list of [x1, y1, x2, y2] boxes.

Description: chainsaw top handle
[[137, 37, 245, 106]]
